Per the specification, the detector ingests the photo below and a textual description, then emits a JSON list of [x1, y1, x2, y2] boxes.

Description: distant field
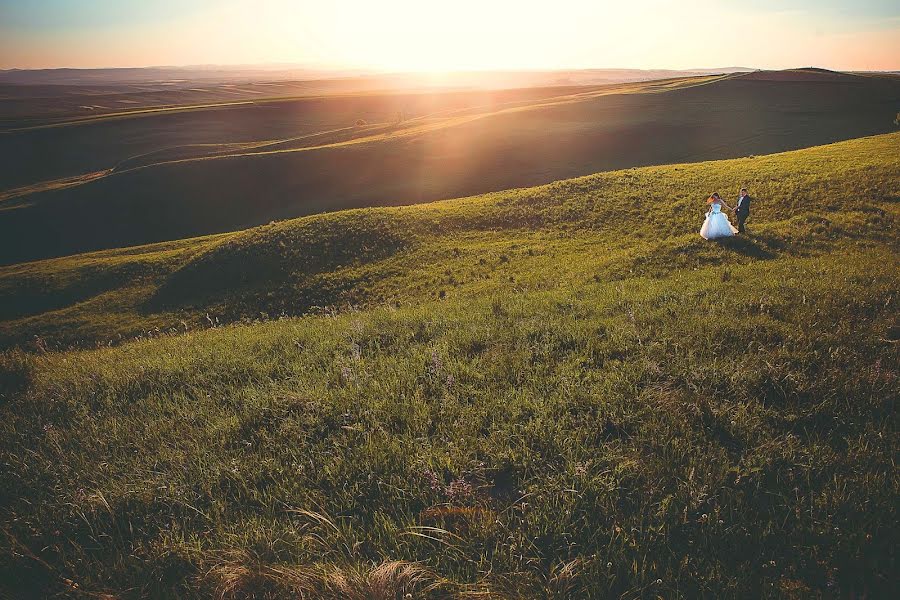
[[1, 133, 897, 599], [0, 66, 749, 124], [1, 70, 898, 265], [0, 83, 596, 189]]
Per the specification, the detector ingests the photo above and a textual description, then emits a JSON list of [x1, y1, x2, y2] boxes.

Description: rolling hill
[[0, 66, 752, 125], [1, 131, 897, 598], [0, 131, 897, 350], [1, 69, 898, 265]]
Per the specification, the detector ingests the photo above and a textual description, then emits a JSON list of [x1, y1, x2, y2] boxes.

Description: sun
[[284, 0, 589, 73]]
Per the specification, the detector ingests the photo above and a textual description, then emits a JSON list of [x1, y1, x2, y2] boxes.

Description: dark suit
[[735, 194, 752, 233]]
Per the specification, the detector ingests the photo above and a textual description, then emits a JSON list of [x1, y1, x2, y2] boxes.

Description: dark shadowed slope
[[1, 71, 898, 264]]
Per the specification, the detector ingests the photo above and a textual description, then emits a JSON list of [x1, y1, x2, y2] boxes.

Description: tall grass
[[0, 133, 898, 598]]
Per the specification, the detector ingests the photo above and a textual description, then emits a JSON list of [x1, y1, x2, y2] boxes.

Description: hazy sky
[[1, 0, 898, 71]]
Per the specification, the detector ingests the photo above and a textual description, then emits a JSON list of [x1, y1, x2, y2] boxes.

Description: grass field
[[2, 70, 898, 264], [1, 132, 897, 598]]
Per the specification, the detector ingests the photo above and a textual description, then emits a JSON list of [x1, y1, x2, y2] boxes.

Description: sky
[[1, 0, 898, 72]]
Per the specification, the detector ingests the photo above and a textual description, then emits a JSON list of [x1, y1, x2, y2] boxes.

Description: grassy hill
[[1, 133, 898, 598], [0, 131, 897, 350], [2, 70, 898, 264]]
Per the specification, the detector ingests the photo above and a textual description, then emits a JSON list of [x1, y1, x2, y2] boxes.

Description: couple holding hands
[[700, 187, 753, 240]]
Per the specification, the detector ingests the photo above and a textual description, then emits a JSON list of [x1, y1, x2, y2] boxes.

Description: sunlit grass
[[2, 132, 897, 350], [1, 133, 898, 598]]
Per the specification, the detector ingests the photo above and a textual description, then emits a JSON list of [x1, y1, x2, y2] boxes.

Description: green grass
[[1, 133, 898, 598], [2, 132, 897, 350]]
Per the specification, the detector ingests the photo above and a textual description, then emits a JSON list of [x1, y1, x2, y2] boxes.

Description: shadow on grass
[[713, 234, 779, 259], [146, 213, 410, 313]]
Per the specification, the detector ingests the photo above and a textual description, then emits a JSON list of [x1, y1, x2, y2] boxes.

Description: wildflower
[[422, 469, 443, 493], [446, 477, 474, 502], [429, 350, 443, 375]]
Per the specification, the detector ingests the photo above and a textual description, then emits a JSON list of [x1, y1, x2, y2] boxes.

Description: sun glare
[[267, 0, 623, 73]]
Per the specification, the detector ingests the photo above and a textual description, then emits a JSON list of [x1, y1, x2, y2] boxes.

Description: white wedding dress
[[700, 202, 738, 239]]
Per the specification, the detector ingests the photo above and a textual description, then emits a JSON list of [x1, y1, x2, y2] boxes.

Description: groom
[[735, 187, 752, 234]]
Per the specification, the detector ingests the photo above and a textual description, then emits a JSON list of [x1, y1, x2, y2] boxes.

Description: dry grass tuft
[[324, 560, 445, 600], [202, 554, 448, 600], [204, 554, 316, 600]]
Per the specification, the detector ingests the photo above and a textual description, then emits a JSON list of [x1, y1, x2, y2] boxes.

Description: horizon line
[[4, 63, 894, 73]]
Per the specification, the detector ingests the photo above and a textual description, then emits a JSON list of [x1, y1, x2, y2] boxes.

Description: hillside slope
[[1, 71, 898, 264], [1, 132, 897, 351], [1, 133, 898, 599]]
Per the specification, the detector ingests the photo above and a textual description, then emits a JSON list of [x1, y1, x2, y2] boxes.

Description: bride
[[700, 192, 739, 239]]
